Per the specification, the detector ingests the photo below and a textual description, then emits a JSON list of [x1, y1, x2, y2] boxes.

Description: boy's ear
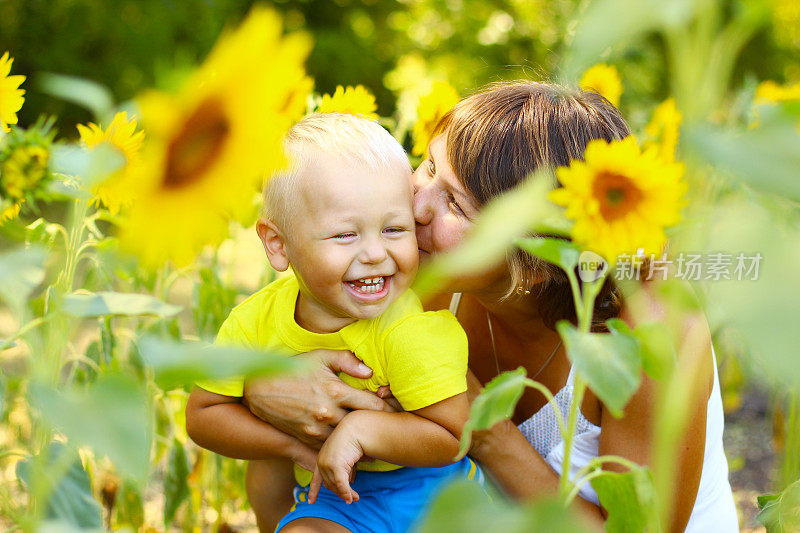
[[257, 217, 290, 272]]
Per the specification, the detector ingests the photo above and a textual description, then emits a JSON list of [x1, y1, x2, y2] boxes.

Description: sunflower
[[78, 112, 145, 215], [755, 80, 800, 103], [316, 85, 378, 119], [412, 81, 459, 157], [644, 98, 682, 162], [0, 51, 25, 133], [2, 145, 49, 199], [549, 137, 686, 264], [120, 6, 312, 267], [580, 63, 623, 108], [0, 199, 22, 223]]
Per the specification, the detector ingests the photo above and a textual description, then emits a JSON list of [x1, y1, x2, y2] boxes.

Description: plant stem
[[557, 272, 604, 500]]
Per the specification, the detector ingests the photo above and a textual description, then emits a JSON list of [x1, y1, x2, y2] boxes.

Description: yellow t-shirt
[[196, 273, 468, 482]]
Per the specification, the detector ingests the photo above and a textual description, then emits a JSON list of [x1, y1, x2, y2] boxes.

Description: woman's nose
[[412, 174, 434, 225]]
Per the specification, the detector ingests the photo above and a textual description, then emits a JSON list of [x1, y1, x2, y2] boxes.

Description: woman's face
[[412, 134, 479, 260]]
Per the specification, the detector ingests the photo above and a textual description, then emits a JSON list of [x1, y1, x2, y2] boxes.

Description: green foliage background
[[4, 0, 796, 135]]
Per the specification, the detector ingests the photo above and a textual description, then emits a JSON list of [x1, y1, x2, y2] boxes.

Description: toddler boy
[[186, 113, 481, 533]]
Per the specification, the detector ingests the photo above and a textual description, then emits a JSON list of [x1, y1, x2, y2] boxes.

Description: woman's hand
[[243, 349, 397, 449]]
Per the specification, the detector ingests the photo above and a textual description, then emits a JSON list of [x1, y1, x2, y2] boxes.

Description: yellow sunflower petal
[[579, 63, 623, 108], [0, 51, 26, 133], [549, 136, 686, 264], [120, 6, 313, 268], [412, 81, 459, 157], [317, 85, 379, 119]]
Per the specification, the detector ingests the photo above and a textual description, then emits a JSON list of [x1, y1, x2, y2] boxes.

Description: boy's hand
[[308, 415, 365, 505]]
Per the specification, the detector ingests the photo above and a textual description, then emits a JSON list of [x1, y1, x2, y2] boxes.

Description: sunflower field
[[1, 0, 800, 531]]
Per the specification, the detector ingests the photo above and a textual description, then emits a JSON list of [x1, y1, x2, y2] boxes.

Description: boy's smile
[[280, 154, 418, 333]]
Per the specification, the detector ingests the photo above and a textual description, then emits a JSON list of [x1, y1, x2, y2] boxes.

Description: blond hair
[[264, 113, 411, 231]]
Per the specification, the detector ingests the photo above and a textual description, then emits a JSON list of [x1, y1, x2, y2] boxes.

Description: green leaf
[[163, 439, 191, 526], [37, 73, 115, 120], [30, 374, 151, 484], [0, 246, 47, 313], [458, 368, 528, 458], [758, 479, 800, 533], [703, 199, 800, 389], [61, 291, 181, 318], [116, 479, 144, 530], [557, 321, 641, 417], [684, 104, 800, 202], [417, 480, 593, 533], [591, 466, 657, 533], [632, 322, 677, 381], [50, 142, 126, 192], [137, 336, 301, 390], [414, 173, 558, 294], [515, 237, 580, 273], [563, 0, 698, 78], [17, 442, 103, 529]]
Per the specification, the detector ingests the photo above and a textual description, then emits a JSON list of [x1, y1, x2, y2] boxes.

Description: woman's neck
[[470, 283, 556, 347]]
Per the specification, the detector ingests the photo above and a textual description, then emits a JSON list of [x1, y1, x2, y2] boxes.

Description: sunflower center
[[164, 97, 230, 189], [593, 171, 643, 221]]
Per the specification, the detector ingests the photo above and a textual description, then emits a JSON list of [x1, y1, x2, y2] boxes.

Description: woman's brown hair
[[435, 81, 631, 330]]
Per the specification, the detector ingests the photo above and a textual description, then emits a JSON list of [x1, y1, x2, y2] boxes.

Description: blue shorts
[[275, 457, 485, 533]]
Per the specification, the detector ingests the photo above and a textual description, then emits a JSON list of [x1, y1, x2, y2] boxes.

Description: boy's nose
[[359, 237, 389, 264]]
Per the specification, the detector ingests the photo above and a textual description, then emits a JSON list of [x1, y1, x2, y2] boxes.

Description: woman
[[243, 81, 738, 532]]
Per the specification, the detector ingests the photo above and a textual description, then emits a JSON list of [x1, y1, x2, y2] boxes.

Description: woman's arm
[[185, 387, 317, 471], [469, 415, 606, 524], [242, 349, 398, 448]]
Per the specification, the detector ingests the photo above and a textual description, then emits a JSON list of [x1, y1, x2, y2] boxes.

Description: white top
[[451, 293, 739, 532]]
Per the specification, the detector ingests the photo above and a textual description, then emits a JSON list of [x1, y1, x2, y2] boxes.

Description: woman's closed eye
[[426, 159, 436, 176], [447, 192, 464, 215]]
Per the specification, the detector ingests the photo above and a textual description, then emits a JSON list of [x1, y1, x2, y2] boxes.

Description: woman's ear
[[257, 218, 290, 272]]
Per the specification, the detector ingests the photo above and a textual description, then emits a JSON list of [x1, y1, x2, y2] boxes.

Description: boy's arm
[[309, 392, 468, 503], [185, 386, 317, 470]]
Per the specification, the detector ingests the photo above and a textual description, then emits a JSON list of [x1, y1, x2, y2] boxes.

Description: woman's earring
[[516, 278, 531, 296]]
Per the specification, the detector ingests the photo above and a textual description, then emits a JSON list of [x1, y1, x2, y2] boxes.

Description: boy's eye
[[383, 227, 406, 234], [333, 232, 356, 240]]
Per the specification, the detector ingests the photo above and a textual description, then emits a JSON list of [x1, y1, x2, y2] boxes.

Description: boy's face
[[284, 155, 418, 331]]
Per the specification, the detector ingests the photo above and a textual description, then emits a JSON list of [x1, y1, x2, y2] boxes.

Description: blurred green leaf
[[414, 173, 557, 294], [61, 291, 181, 318], [0, 245, 47, 313], [557, 320, 641, 417], [30, 373, 151, 484], [592, 466, 657, 533], [758, 479, 800, 533], [116, 479, 144, 530], [458, 368, 528, 458], [137, 336, 301, 391], [417, 480, 592, 533], [37, 73, 115, 120], [684, 103, 800, 202], [17, 442, 103, 529], [704, 199, 800, 388], [515, 237, 580, 273], [632, 322, 677, 381], [564, 0, 698, 78], [50, 143, 126, 190], [163, 438, 190, 526]]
